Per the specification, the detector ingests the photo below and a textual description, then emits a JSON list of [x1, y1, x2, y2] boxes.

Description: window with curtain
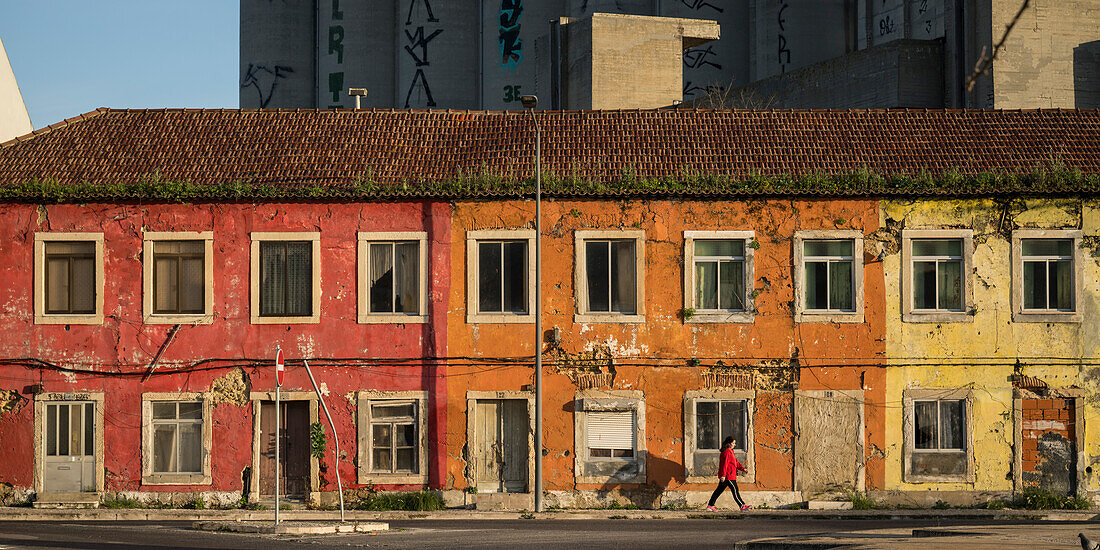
[[695, 400, 747, 451], [259, 241, 313, 316], [369, 241, 420, 314], [910, 398, 967, 478], [477, 240, 527, 313], [911, 239, 963, 311], [44, 241, 96, 314], [587, 410, 635, 458], [585, 240, 637, 314], [370, 401, 418, 473], [693, 240, 746, 311], [802, 240, 854, 312], [151, 401, 203, 474], [1021, 239, 1074, 311], [153, 241, 205, 314]]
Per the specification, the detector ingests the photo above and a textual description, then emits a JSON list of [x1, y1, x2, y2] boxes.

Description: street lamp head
[[520, 95, 538, 109]]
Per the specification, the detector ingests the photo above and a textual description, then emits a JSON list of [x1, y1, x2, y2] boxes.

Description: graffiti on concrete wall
[[327, 0, 345, 108], [499, 0, 524, 105], [777, 1, 791, 73], [404, 0, 442, 107], [679, 0, 724, 100], [241, 64, 294, 108], [679, 0, 722, 12]]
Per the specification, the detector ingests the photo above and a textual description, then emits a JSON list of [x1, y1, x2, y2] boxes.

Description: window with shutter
[[587, 411, 635, 458]]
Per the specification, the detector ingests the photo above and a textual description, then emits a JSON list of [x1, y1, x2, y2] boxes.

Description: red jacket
[[719, 448, 748, 480]]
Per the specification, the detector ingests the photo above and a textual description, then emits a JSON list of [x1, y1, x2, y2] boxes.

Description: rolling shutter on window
[[586, 411, 634, 450]]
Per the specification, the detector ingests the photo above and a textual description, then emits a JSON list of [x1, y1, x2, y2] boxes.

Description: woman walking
[[706, 436, 750, 511]]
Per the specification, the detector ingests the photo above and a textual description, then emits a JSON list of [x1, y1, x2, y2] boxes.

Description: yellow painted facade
[[881, 198, 1100, 503]]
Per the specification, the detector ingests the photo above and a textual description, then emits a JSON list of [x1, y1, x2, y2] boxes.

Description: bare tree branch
[[965, 0, 1030, 93]]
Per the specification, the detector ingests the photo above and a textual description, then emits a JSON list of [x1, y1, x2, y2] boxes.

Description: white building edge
[[0, 36, 32, 143]]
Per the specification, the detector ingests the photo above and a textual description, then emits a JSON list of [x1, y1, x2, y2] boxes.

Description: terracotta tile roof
[[0, 108, 1097, 197]]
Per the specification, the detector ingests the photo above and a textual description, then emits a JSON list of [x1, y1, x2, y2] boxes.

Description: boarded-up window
[[151, 401, 202, 474], [44, 242, 96, 314], [911, 399, 966, 477], [477, 240, 527, 313], [370, 401, 418, 473], [803, 240, 854, 311], [587, 411, 635, 458], [369, 241, 419, 314], [585, 240, 636, 314], [259, 241, 313, 316], [153, 241, 205, 314]]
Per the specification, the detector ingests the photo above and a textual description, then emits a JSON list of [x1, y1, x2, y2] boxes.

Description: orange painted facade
[[445, 198, 885, 501]]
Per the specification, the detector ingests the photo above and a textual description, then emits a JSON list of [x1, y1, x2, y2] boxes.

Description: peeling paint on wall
[[210, 368, 251, 406]]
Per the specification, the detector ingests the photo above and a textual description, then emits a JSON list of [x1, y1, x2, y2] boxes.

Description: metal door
[[43, 402, 96, 492], [475, 399, 528, 493], [259, 401, 311, 498]]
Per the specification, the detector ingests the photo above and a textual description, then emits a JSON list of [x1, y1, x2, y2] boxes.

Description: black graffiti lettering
[[241, 64, 294, 108], [683, 80, 704, 98], [404, 69, 436, 107], [404, 26, 443, 66], [679, 0, 723, 12], [683, 46, 721, 70], [405, 0, 438, 25], [329, 72, 344, 103], [778, 2, 789, 31], [500, 0, 522, 26], [332, 0, 343, 19], [329, 26, 344, 63], [499, 0, 523, 67], [778, 35, 791, 67]]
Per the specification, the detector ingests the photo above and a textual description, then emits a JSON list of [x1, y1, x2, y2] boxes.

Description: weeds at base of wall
[[348, 490, 445, 512], [1008, 488, 1091, 510], [100, 496, 141, 509], [845, 491, 883, 510]]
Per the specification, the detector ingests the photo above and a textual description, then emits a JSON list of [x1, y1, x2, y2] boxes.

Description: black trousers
[[708, 479, 745, 507]]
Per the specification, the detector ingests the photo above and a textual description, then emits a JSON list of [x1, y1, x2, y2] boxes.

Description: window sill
[[902, 474, 972, 484], [356, 473, 428, 485], [794, 311, 864, 324], [358, 314, 429, 324], [902, 311, 973, 323], [142, 473, 211, 486], [251, 314, 321, 325], [466, 312, 535, 324], [34, 313, 103, 325], [1011, 311, 1082, 323], [574, 313, 646, 324], [686, 312, 754, 324], [143, 313, 213, 325]]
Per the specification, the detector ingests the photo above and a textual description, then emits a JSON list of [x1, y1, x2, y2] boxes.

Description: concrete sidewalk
[[0, 507, 1095, 522], [737, 523, 1100, 549]]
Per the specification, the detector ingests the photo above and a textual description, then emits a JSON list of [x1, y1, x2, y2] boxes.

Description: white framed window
[[903, 389, 973, 483], [683, 390, 755, 483], [356, 391, 428, 484], [466, 229, 536, 324], [142, 232, 214, 324], [250, 232, 321, 324], [141, 393, 212, 485], [574, 230, 645, 324], [1012, 230, 1082, 322], [573, 390, 646, 484], [34, 233, 105, 325], [901, 230, 973, 323], [683, 231, 754, 323], [793, 230, 864, 323], [357, 232, 428, 324]]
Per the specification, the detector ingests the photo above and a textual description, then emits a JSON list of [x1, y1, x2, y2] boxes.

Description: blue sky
[[1, 1, 238, 128]]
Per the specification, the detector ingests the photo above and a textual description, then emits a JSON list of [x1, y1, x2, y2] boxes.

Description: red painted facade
[[0, 201, 451, 496]]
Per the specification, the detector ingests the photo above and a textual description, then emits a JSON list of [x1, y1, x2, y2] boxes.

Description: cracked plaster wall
[[0, 202, 451, 495], [881, 198, 1100, 495], [446, 198, 885, 496]]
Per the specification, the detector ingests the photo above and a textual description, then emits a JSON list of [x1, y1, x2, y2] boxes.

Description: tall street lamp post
[[520, 95, 542, 513]]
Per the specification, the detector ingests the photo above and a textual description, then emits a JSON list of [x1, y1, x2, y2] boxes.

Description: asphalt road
[[0, 518, 1055, 549]]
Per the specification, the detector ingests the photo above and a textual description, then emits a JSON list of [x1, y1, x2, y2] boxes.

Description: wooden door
[[475, 399, 528, 493], [259, 401, 311, 498], [43, 402, 96, 493], [1021, 398, 1077, 495]]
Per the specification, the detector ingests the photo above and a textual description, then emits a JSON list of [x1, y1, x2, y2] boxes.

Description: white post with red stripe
[[275, 346, 283, 526]]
